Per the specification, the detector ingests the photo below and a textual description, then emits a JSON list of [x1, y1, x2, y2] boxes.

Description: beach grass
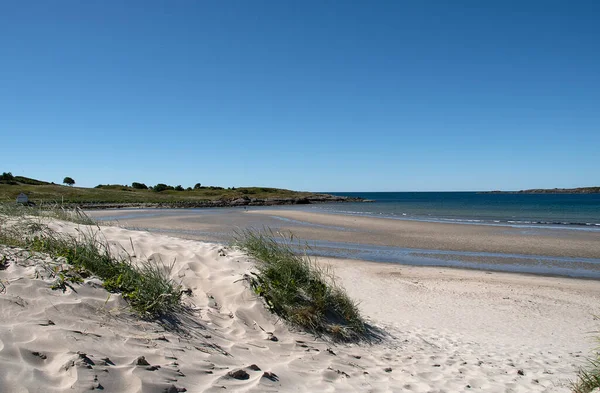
[[0, 206, 182, 318], [233, 228, 366, 342], [572, 341, 600, 393], [0, 202, 95, 225]]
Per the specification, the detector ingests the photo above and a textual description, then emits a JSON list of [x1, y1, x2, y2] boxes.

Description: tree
[[63, 177, 75, 186], [175, 185, 184, 191], [193, 183, 202, 190], [132, 182, 148, 190], [153, 183, 172, 192], [0, 172, 14, 181]]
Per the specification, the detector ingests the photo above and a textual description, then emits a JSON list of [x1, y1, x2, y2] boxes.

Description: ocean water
[[306, 192, 600, 229]]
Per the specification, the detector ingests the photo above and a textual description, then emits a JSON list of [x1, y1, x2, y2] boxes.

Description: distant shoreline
[[482, 186, 600, 194]]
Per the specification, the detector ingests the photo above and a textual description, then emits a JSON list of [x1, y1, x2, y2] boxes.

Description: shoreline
[[247, 209, 600, 259], [86, 207, 600, 279]]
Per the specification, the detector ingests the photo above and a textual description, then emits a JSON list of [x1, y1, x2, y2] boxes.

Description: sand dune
[[1, 220, 599, 392]]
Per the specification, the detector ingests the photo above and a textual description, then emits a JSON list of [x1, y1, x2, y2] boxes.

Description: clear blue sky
[[1, 1, 599, 191]]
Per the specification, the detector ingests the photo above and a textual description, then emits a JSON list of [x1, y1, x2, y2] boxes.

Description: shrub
[[233, 229, 366, 342], [63, 177, 75, 186], [153, 183, 173, 192], [194, 183, 202, 190], [1, 172, 14, 181], [175, 185, 184, 191], [132, 182, 148, 190]]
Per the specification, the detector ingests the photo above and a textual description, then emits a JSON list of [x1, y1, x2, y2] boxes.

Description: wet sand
[[248, 210, 600, 259], [87, 207, 600, 277]]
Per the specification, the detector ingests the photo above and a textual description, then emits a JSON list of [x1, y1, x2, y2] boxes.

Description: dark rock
[[164, 385, 187, 393], [384, 367, 392, 373], [146, 365, 161, 371], [31, 351, 47, 360], [517, 369, 525, 376], [227, 369, 250, 380], [247, 364, 261, 371], [326, 348, 336, 356], [136, 356, 150, 366], [262, 371, 279, 382]]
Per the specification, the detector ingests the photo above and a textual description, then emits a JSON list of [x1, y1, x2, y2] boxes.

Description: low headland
[[0, 172, 364, 209], [483, 186, 600, 194]]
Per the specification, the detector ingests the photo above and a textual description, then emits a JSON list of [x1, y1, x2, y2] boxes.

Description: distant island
[[0, 172, 365, 209], [484, 187, 600, 194]]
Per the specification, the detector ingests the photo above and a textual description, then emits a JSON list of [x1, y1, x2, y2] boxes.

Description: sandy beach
[[1, 217, 600, 392]]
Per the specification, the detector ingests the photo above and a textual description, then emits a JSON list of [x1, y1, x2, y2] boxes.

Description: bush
[[1, 172, 14, 181], [132, 182, 148, 190], [234, 229, 366, 342], [153, 183, 174, 192], [194, 183, 202, 190], [175, 185, 184, 191]]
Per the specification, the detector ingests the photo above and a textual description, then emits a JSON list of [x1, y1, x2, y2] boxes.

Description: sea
[[306, 192, 600, 230]]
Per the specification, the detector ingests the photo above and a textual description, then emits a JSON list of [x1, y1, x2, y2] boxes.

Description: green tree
[[175, 185, 184, 191], [132, 182, 148, 190], [0, 172, 14, 181], [63, 177, 75, 186], [193, 183, 202, 190]]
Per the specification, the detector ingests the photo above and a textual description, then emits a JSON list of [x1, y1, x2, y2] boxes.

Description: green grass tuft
[[572, 338, 600, 393], [0, 206, 182, 318], [233, 228, 366, 342]]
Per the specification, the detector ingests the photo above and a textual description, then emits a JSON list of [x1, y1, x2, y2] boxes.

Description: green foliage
[[13, 176, 50, 185], [572, 341, 600, 393], [1, 172, 14, 181], [63, 177, 75, 186], [132, 182, 148, 190], [0, 203, 95, 225], [153, 183, 174, 192], [0, 214, 182, 318], [194, 183, 202, 190], [0, 179, 317, 205], [234, 229, 366, 342], [175, 185, 184, 191]]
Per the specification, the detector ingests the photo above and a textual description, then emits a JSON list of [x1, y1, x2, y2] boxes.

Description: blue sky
[[1, 1, 599, 191]]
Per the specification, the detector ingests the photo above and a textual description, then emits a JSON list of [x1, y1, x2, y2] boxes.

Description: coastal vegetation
[[234, 228, 367, 342], [0, 173, 353, 207], [572, 345, 600, 393], [0, 205, 183, 318]]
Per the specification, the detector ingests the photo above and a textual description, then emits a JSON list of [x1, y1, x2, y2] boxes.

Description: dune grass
[[233, 228, 366, 342], [572, 341, 600, 393], [0, 202, 94, 225], [0, 205, 182, 318]]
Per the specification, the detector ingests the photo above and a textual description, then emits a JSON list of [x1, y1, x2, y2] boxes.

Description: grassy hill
[[0, 174, 337, 207]]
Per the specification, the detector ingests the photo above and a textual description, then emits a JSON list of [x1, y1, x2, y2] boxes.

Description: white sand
[[1, 220, 599, 392]]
